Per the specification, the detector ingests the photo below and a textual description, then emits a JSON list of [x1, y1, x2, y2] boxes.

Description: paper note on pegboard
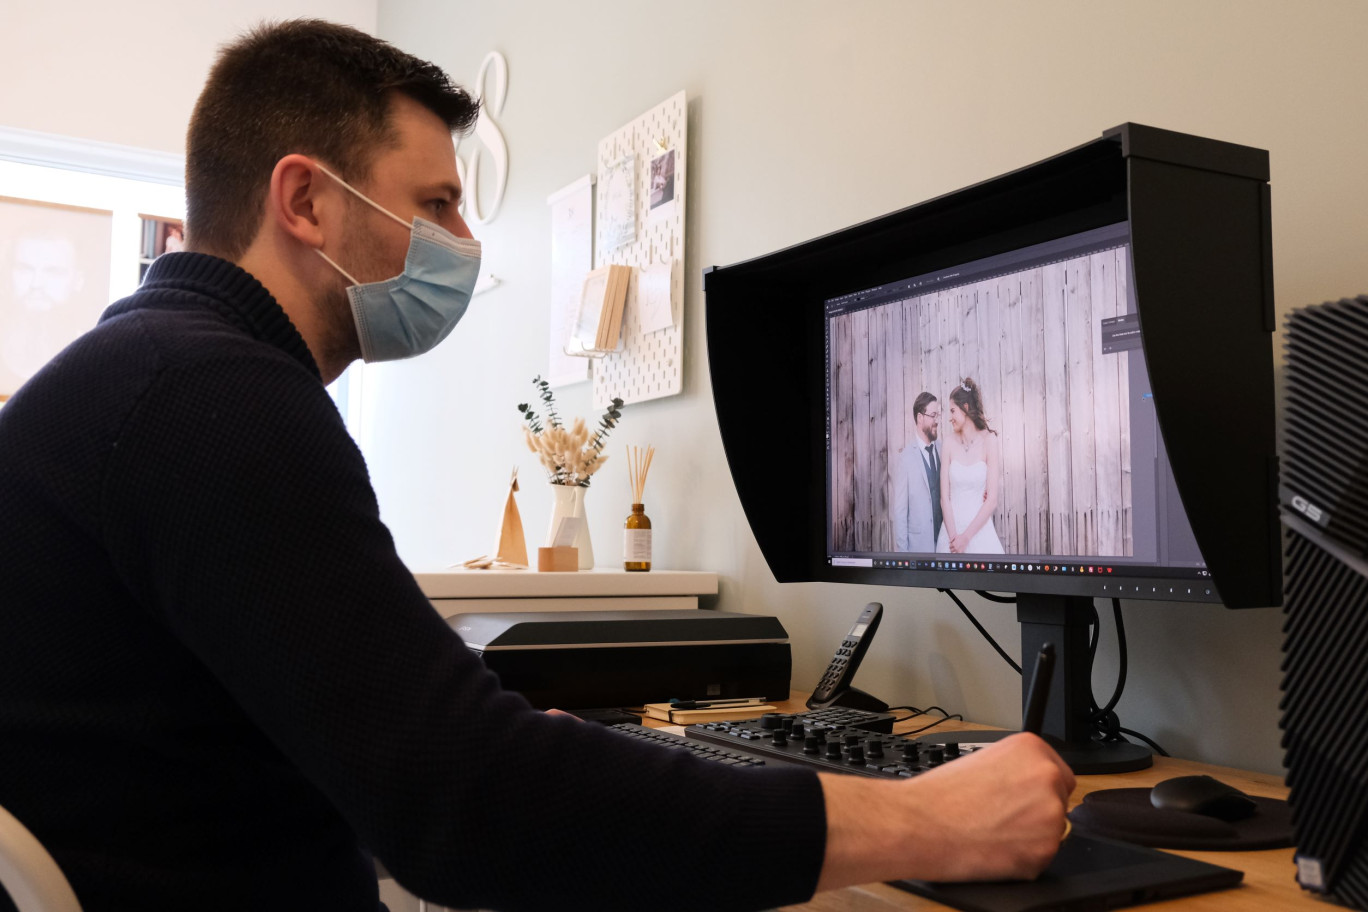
[[593, 90, 686, 408]]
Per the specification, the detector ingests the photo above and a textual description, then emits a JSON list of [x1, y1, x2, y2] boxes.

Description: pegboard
[[593, 90, 686, 408]]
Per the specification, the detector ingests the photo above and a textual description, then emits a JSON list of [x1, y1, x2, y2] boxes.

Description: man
[[0, 21, 1073, 912], [892, 391, 944, 551]]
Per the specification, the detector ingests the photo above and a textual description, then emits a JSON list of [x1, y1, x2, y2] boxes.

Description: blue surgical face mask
[[313, 163, 482, 363]]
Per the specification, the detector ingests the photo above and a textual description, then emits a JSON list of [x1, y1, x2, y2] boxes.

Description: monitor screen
[[824, 222, 1210, 595]]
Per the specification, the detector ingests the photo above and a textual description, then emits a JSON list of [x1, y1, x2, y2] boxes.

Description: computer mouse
[[1150, 775, 1258, 821]]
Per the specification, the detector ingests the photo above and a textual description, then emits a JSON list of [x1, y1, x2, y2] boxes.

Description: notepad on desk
[[643, 702, 775, 724]]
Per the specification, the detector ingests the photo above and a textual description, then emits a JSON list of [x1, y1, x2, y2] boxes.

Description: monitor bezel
[[704, 123, 1280, 609]]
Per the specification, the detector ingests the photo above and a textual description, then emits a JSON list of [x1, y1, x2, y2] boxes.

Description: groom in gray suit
[[891, 392, 943, 552]]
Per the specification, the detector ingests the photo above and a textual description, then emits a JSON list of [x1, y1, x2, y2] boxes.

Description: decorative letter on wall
[[456, 51, 509, 226]]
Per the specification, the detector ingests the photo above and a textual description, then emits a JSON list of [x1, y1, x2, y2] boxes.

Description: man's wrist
[[816, 773, 930, 892]]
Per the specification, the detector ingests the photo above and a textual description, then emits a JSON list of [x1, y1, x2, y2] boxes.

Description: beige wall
[[0, 0, 378, 154], [366, 0, 1368, 779]]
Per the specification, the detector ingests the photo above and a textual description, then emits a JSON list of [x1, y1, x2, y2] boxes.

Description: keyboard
[[607, 722, 770, 767], [571, 708, 643, 726]]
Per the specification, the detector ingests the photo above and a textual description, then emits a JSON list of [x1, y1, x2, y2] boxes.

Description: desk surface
[[646, 693, 1304, 912]]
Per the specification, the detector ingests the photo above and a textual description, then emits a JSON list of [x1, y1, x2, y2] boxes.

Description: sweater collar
[[113, 252, 321, 380]]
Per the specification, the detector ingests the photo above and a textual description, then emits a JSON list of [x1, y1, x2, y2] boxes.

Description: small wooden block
[[537, 546, 579, 572]]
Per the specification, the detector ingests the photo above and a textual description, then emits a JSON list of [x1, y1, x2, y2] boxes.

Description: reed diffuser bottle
[[624, 445, 655, 571]]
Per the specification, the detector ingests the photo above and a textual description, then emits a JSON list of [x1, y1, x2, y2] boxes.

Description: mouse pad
[[891, 832, 1242, 912], [1068, 787, 1293, 850]]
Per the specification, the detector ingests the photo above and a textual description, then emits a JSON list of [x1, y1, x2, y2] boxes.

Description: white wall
[[0, 0, 378, 154], [367, 0, 1368, 778]]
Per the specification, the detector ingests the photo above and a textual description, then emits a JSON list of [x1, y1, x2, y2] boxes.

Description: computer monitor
[[704, 123, 1282, 773]]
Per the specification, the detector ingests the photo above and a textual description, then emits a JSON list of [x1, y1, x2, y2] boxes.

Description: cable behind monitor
[[935, 590, 1166, 773]]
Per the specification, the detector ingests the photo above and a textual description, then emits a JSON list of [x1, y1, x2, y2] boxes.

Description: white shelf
[[413, 568, 717, 601]]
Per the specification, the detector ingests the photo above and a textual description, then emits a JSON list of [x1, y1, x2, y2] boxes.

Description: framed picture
[[156, 220, 185, 256], [139, 215, 184, 282], [0, 196, 114, 398]]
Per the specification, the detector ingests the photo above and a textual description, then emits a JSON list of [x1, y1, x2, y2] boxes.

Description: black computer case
[[1280, 294, 1368, 909]]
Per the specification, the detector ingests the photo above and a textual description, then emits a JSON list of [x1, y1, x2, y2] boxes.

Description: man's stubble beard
[[316, 212, 396, 367], [313, 281, 361, 368]]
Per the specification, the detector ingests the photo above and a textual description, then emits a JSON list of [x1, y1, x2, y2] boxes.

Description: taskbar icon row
[[870, 559, 1118, 575]]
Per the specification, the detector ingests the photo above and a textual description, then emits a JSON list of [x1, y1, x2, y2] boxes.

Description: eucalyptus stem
[[518, 381, 624, 487]]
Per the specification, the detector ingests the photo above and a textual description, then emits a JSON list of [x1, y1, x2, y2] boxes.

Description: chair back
[[0, 805, 81, 912]]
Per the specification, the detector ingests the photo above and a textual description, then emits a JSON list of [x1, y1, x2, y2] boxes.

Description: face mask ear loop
[[314, 162, 414, 232], [315, 249, 360, 287]]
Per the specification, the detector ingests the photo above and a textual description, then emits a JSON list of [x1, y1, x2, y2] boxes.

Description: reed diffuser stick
[[628, 444, 655, 503]]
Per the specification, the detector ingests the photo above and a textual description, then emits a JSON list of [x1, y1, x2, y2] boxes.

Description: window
[[0, 126, 362, 443]]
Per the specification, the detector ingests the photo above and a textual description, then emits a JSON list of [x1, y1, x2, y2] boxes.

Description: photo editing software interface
[[825, 222, 1209, 586]]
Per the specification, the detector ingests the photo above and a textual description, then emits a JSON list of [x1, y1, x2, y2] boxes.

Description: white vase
[[546, 483, 594, 570]]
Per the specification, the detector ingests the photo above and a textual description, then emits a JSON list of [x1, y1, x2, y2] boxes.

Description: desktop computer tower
[[1279, 294, 1368, 909]]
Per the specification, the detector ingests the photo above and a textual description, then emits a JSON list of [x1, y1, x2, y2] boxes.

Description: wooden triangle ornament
[[494, 468, 529, 567]]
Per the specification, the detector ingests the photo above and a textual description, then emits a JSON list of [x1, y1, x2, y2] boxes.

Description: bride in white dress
[[936, 377, 1005, 555]]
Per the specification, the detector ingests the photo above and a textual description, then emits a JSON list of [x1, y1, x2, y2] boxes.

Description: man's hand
[[817, 733, 1075, 891]]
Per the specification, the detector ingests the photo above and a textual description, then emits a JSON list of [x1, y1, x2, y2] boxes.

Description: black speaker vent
[[1281, 295, 1368, 555], [1281, 528, 1368, 906]]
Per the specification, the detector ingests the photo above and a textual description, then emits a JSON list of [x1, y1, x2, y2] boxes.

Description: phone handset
[[806, 602, 888, 711]]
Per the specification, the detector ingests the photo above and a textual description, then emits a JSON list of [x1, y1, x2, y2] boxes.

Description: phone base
[[808, 686, 890, 712]]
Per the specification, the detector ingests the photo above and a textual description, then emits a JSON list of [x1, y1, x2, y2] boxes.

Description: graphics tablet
[[891, 833, 1243, 912]]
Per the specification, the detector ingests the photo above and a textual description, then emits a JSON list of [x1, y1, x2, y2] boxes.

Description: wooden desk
[[647, 693, 1306, 912]]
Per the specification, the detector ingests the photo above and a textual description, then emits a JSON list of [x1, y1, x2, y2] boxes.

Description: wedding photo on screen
[[825, 223, 1202, 567]]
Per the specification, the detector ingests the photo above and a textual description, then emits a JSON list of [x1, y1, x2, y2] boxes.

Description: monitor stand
[[917, 594, 1152, 775]]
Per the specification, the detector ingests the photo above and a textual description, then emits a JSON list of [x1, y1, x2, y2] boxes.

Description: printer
[[448, 609, 791, 709]]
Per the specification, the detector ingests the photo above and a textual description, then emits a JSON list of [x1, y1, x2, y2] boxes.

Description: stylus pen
[[668, 698, 765, 710], [1021, 643, 1056, 735]]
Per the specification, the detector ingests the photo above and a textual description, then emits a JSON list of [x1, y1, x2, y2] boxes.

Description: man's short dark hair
[[185, 19, 479, 260], [913, 391, 938, 419]]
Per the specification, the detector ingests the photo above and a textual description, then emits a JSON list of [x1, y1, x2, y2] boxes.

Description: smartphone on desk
[[807, 602, 883, 710]]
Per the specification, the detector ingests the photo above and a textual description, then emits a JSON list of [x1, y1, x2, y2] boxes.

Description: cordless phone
[[807, 602, 887, 711]]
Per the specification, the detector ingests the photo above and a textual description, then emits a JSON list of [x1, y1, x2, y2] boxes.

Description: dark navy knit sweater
[[0, 252, 825, 911]]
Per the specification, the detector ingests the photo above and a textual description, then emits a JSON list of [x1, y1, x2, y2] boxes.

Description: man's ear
[[265, 154, 334, 249]]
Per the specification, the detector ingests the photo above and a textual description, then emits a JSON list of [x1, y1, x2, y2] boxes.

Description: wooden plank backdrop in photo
[[830, 247, 1133, 556]]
